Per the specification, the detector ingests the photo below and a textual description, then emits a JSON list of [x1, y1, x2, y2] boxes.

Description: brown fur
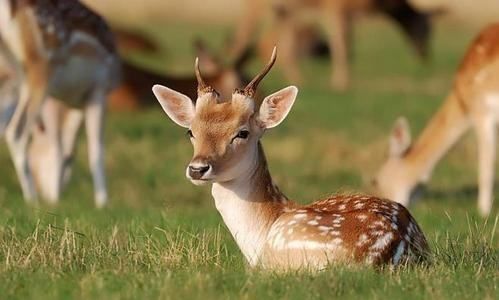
[[17, 0, 116, 53], [455, 24, 499, 103]]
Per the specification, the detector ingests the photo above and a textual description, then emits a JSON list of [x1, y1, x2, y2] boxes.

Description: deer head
[[371, 117, 421, 206], [153, 47, 298, 185]]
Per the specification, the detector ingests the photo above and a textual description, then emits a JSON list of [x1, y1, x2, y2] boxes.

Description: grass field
[[0, 20, 498, 299]]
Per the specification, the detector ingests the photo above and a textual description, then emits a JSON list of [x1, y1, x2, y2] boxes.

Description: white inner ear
[[389, 117, 412, 157], [153, 85, 195, 128], [259, 86, 298, 129]]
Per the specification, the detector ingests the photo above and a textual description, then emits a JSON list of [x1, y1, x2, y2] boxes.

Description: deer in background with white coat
[[152, 47, 429, 270], [0, 0, 120, 207], [373, 23, 499, 217]]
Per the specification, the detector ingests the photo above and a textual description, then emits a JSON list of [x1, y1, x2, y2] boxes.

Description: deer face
[[154, 48, 298, 185]]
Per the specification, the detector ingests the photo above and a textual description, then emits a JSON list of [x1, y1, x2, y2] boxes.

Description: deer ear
[[153, 85, 195, 128], [258, 86, 298, 129], [389, 116, 412, 157]]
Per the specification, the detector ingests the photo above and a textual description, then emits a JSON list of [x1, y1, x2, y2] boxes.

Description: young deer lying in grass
[[373, 23, 499, 217], [230, 0, 431, 90], [0, 0, 120, 207], [153, 48, 429, 270]]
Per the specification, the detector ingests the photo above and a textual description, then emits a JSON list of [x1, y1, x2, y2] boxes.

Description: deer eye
[[236, 130, 250, 139], [231, 130, 250, 143], [186, 130, 194, 138]]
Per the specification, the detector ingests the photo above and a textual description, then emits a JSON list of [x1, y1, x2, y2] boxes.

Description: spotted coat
[[262, 194, 429, 269]]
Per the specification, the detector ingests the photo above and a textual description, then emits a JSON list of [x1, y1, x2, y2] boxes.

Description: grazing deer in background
[[152, 48, 429, 270], [229, 0, 431, 90], [373, 23, 499, 217], [0, 0, 120, 207], [112, 28, 159, 56], [109, 40, 252, 111]]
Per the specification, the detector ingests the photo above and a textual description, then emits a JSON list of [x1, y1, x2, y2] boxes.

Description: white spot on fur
[[318, 226, 330, 232], [332, 217, 344, 224], [356, 234, 369, 247], [357, 214, 368, 222], [307, 220, 319, 226], [329, 238, 343, 246], [371, 232, 394, 250], [354, 202, 365, 209], [285, 240, 341, 251]]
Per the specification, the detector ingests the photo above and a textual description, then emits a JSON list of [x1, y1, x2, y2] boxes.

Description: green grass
[[0, 20, 498, 299]]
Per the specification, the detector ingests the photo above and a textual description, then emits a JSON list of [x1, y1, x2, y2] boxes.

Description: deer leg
[[30, 98, 63, 203], [228, 0, 265, 59], [261, 13, 302, 84], [61, 108, 83, 188], [279, 22, 302, 84], [5, 81, 46, 202], [0, 77, 18, 137], [85, 90, 107, 208], [474, 114, 496, 217], [324, 10, 350, 90]]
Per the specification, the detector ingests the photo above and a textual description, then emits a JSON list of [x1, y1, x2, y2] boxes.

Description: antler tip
[[271, 46, 277, 57]]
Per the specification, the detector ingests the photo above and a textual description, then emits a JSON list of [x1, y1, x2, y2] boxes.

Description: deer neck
[[404, 91, 471, 183], [211, 142, 291, 266]]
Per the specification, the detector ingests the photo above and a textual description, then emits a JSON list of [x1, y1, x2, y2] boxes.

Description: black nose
[[188, 165, 210, 180]]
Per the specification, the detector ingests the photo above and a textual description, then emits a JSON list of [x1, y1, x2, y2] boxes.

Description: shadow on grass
[[411, 182, 499, 204]]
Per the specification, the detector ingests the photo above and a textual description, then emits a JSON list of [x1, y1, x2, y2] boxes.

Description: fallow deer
[[0, 0, 120, 207], [229, 0, 431, 90], [109, 41, 251, 111], [152, 48, 429, 270], [373, 23, 499, 217]]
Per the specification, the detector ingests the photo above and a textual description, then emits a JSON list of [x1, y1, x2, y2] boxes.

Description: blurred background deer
[[373, 24, 499, 217], [109, 38, 252, 111], [227, 0, 432, 90], [0, 0, 120, 207]]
